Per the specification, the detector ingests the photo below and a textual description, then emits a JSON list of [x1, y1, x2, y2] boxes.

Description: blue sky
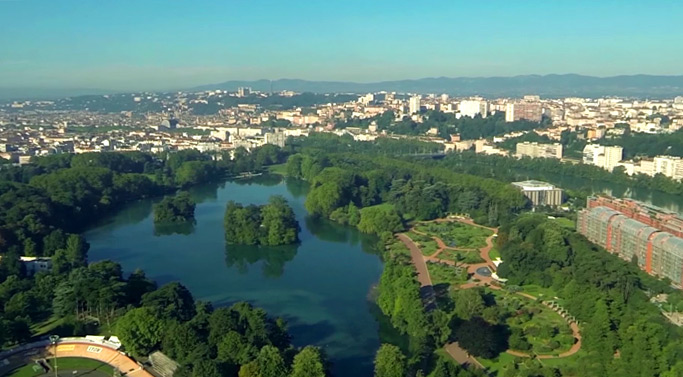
[[1, 0, 682, 90]]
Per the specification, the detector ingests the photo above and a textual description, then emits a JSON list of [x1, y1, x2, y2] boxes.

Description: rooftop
[[511, 180, 558, 191]]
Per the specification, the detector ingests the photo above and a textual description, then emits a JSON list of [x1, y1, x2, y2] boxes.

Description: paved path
[[401, 217, 583, 367], [397, 233, 436, 311]]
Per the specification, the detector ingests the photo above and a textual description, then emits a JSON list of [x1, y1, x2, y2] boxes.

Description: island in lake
[[224, 195, 300, 246], [153, 191, 196, 223]]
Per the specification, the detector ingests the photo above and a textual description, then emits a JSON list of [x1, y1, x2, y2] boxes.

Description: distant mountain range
[[3, 74, 683, 100], [193, 74, 683, 98]]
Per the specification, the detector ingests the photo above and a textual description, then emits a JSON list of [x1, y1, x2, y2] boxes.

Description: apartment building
[[459, 99, 489, 118], [505, 101, 543, 122], [577, 195, 683, 287], [515, 141, 563, 159], [511, 180, 564, 207], [582, 144, 623, 172]]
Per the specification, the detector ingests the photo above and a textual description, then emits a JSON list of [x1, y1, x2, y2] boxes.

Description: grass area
[[520, 285, 559, 302], [30, 316, 65, 337], [478, 352, 519, 376], [427, 262, 469, 286], [415, 221, 492, 249], [487, 289, 574, 356], [552, 217, 576, 230], [437, 249, 484, 264], [5, 358, 113, 377], [489, 246, 501, 260], [407, 231, 440, 256], [267, 163, 288, 175]]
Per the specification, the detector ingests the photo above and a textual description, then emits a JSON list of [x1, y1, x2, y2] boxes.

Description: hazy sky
[[1, 0, 682, 91]]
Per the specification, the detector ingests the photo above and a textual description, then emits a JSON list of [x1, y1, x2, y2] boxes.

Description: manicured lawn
[[427, 262, 469, 286], [520, 285, 559, 302], [407, 231, 440, 256], [415, 222, 492, 249], [267, 163, 288, 175], [437, 249, 484, 264], [487, 289, 574, 356], [489, 246, 501, 260]]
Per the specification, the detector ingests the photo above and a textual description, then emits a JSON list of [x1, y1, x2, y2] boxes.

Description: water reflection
[[225, 243, 298, 278], [153, 221, 196, 236], [285, 177, 309, 198], [305, 216, 382, 256], [189, 181, 223, 203], [232, 174, 283, 187]]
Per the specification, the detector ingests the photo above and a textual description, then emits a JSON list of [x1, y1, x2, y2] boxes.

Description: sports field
[[3, 357, 114, 377]]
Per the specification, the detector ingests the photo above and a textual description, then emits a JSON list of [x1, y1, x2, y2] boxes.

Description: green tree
[[374, 344, 406, 377], [290, 346, 327, 377], [192, 360, 221, 377], [453, 289, 485, 320], [116, 307, 164, 356], [257, 345, 288, 377]]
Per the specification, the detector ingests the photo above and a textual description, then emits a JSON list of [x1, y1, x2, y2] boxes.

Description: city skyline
[[2, 0, 683, 91]]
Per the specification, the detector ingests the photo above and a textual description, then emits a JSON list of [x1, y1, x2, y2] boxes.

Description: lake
[[84, 175, 385, 376]]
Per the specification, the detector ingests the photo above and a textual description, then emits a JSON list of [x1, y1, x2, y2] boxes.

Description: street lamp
[[49, 335, 59, 377]]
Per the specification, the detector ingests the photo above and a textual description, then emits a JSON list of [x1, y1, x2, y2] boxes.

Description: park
[[396, 216, 582, 373]]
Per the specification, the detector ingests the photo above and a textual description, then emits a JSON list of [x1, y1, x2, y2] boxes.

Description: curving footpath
[[398, 217, 583, 368]]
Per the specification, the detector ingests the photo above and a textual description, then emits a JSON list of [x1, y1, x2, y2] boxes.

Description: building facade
[[515, 141, 563, 159], [511, 180, 564, 207], [505, 101, 543, 122], [577, 195, 683, 287], [583, 144, 623, 172], [409, 96, 421, 114], [459, 99, 489, 118]]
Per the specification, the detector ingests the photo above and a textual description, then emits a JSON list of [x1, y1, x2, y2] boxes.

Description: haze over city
[[2, 0, 683, 91], [3, 2, 683, 377]]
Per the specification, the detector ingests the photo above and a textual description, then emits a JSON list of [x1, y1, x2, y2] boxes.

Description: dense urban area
[[1, 88, 683, 377]]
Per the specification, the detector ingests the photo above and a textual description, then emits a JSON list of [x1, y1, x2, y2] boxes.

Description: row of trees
[[224, 196, 300, 246]]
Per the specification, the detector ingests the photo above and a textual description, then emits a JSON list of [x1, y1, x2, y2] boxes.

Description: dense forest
[[439, 151, 683, 195], [286, 137, 529, 229], [599, 128, 683, 158], [153, 191, 196, 223], [224, 195, 300, 246]]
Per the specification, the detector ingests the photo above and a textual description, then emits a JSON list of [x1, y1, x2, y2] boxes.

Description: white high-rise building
[[583, 144, 623, 172], [409, 96, 421, 114], [654, 155, 683, 180], [515, 142, 563, 159], [459, 99, 489, 118]]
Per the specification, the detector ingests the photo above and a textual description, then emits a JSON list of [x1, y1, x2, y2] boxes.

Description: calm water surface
[[84, 175, 384, 376]]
